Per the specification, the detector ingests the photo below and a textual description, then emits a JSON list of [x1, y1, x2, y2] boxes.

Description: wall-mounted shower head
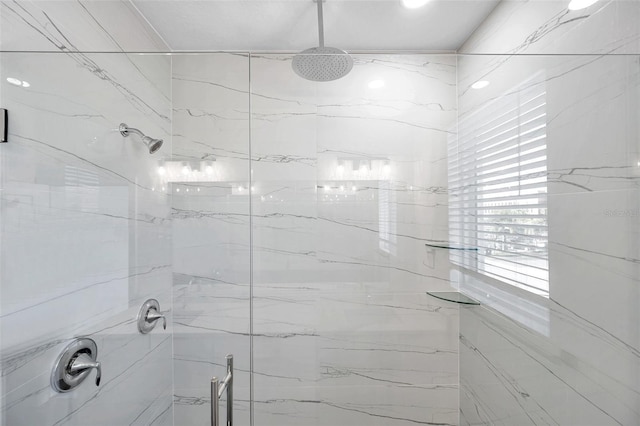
[[119, 123, 163, 154]]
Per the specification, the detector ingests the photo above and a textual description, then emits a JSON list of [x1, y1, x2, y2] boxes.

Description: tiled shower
[[0, 1, 638, 426]]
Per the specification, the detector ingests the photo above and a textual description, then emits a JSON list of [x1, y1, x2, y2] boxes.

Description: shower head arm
[[317, 0, 324, 47], [119, 123, 145, 139]]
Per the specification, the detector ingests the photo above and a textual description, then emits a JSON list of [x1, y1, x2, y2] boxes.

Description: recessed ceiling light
[[402, 0, 430, 9], [368, 79, 385, 89], [568, 0, 599, 10], [471, 80, 490, 89]]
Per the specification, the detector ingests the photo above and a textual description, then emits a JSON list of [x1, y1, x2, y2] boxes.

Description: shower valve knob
[[69, 353, 102, 386], [137, 299, 166, 334], [146, 309, 167, 330], [51, 338, 101, 393]]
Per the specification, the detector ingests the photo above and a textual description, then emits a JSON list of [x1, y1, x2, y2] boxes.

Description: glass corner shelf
[[425, 243, 478, 251], [426, 291, 480, 305]]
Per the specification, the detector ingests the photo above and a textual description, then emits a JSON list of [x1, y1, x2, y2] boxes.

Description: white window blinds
[[448, 75, 549, 296]]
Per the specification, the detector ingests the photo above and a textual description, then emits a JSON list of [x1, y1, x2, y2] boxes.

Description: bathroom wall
[[250, 53, 459, 425], [170, 52, 459, 425], [0, 2, 173, 425], [456, 0, 640, 424]]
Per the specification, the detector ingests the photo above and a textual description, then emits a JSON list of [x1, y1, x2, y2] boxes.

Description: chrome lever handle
[[51, 338, 101, 393], [137, 299, 167, 334], [146, 308, 167, 330], [69, 353, 102, 386]]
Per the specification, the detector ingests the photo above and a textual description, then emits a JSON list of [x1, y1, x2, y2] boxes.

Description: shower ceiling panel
[[132, 0, 500, 51]]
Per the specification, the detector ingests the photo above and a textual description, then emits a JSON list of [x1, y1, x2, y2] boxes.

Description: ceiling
[[132, 0, 501, 52]]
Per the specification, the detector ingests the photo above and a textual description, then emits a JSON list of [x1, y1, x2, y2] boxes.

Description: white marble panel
[[171, 53, 250, 180], [1, 17, 173, 424], [460, 301, 640, 426], [172, 275, 250, 426], [249, 55, 318, 183], [171, 53, 250, 279], [0, 1, 167, 52], [172, 186, 250, 283], [460, 0, 640, 55], [458, 54, 640, 195], [170, 53, 252, 426], [456, 1, 640, 424], [548, 190, 640, 379], [251, 54, 456, 287], [254, 383, 458, 426], [248, 53, 458, 425], [251, 183, 319, 284], [2, 332, 173, 426]]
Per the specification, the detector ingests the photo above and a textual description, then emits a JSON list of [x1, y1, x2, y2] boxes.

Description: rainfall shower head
[[292, 0, 353, 82], [119, 123, 163, 154]]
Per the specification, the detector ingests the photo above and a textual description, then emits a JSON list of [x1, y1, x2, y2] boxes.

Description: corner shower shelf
[[426, 292, 480, 305]]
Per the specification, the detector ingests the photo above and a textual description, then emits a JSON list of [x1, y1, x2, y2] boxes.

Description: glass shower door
[[249, 53, 460, 425], [169, 53, 252, 426]]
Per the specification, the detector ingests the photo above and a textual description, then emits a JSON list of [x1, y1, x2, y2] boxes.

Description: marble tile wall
[[170, 52, 460, 425], [170, 51, 460, 425], [456, 0, 640, 424], [250, 54, 459, 425], [0, 0, 166, 52], [0, 2, 173, 425], [7, 2, 634, 425]]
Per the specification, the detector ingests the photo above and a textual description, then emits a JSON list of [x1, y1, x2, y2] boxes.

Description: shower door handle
[[211, 377, 219, 426], [211, 354, 233, 426]]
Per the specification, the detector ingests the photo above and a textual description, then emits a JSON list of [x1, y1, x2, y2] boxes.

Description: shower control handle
[[69, 353, 102, 386], [137, 299, 167, 334], [51, 338, 101, 393], [146, 309, 167, 330]]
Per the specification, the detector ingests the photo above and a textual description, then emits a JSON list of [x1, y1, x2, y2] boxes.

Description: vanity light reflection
[[568, 0, 599, 10], [158, 160, 217, 182]]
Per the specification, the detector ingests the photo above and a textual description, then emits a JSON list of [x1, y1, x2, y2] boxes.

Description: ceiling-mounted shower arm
[[316, 0, 325, 48]]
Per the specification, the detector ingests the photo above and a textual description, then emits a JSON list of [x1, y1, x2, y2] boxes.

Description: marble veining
[[1, 1, 173, 425], [460, 300, 640, 425], [457, 1, 639, 425], [4, 2, 636, 425], [169, 52, 457, 425]]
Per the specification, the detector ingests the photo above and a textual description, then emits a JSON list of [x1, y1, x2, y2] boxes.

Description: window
[[448, 74, 549, 296]]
